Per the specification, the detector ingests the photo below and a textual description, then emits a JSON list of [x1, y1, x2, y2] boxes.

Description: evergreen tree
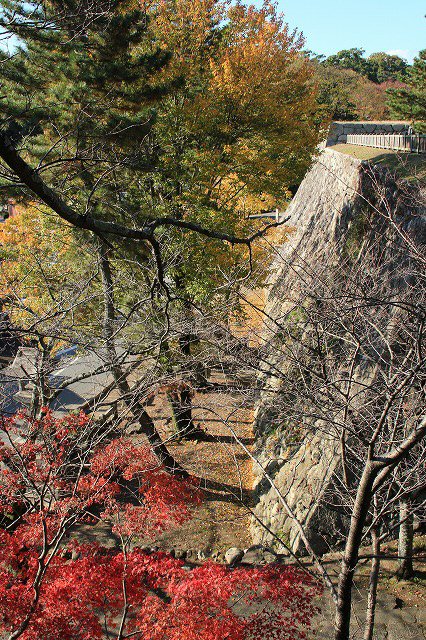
[[367, 52, 408, 83], [323, 49, 408, 84], [324, 48, 373, 79], [0, 0, 174, 218], [387, 50, 426, 132]]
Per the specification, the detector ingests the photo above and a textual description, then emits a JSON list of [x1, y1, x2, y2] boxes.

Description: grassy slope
[[329, 144, 426, 183]]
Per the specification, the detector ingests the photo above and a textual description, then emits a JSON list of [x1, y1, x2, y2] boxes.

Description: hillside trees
[[313, 48, 409, 121], [324, 48, 373, 78], [313, 64, 397, 121], [0, 410, 321, 640], [367, 52, 408, 83], [323, 48, 408, 83], [313, 62, 399, 122]]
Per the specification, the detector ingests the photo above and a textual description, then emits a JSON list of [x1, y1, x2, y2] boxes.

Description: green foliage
[[0, 0, 174, 228], [314, 48, 410, 121], [323, 48, 408, 84], [314, 65, 359, 121], [367, 52, 408, 83], [387, 50, 426, 133], [324, 48, 373, 78]]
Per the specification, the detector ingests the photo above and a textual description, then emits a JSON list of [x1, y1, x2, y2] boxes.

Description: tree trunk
[[165, 273, 204, 439], [398, 499, 414, 579], [168, 386, 195, 438], [160, 336, 199, 439], [136, 406, 189, 476], [334, 467, 375, 640], [363, 526, 380, 640], [98, 242, 188, 477]]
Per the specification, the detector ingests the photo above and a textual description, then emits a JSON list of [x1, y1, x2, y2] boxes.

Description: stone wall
[[326, 120, 410, 146], [251, 148, 363, 553], [250, 147, 425, 554]]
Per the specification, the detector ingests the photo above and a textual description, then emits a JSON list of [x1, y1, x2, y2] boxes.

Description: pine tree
[[387, 50, 426, 133], [367, 52, 408, 84], [0, 0, 172, 216]]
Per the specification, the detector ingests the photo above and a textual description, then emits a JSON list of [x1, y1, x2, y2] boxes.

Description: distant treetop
[[305, 47, 411, 122], [323, 48, 409, 83]]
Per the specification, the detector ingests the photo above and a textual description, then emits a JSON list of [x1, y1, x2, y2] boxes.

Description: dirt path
[[143, 373, 256, 555], [76, 371, 256, 556]]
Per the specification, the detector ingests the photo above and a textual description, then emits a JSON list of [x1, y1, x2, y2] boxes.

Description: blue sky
[[1, 2, 424, 62], [273, 0, 425, 63]]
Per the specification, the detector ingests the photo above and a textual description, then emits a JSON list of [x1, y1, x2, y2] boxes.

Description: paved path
[[0, 347, 139, 417]]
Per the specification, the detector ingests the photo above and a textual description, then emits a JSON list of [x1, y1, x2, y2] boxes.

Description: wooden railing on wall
[[347, 134, 426, 154]]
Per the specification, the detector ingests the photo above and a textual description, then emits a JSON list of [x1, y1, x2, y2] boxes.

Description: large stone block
[[242, 545, 278, 565], [364, 123, 376, 133], [225, 547, 244, 566], [379, 124, 395, 134], [343, 124, 356, 134]]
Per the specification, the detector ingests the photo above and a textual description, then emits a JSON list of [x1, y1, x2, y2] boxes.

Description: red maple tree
[[0, 410, 320, 640]]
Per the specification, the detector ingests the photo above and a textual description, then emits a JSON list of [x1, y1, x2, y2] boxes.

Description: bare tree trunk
[[167, 386, 194, 438], [334, 468, 375, 640], [98, 243, 188, 477], [363, 525, 380, 640], [135, 406, 189, 476], [165, 274, 207, 439], [398, 498, 414, 579]]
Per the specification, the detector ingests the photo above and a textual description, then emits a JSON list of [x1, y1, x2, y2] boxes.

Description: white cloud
[[386, 49, 414, 63]]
